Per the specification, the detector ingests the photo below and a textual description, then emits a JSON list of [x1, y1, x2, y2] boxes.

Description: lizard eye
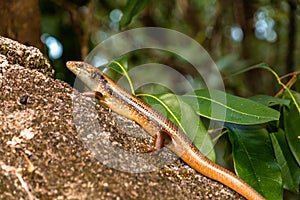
[[91, 73, 98, 79], [91, 72, 105, 81]]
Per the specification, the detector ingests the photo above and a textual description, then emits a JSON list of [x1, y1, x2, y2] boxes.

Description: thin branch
[[275, 71, 300, 97]]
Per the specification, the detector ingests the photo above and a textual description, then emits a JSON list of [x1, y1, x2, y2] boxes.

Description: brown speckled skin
[[66, 61, 265, 200]]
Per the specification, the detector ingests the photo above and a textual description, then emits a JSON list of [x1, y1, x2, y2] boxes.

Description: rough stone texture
[[0, 36, 53, 77], [0, 37, 244, 200]]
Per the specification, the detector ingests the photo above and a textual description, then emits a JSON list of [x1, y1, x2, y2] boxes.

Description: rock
[[0, 36, 53, 77]]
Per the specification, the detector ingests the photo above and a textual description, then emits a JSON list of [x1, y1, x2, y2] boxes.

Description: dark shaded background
[[0, 0, 299, 95]]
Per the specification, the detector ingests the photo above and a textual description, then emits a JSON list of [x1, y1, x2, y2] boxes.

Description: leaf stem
[[137, 93, 187, 133], [112, 61, 135, 95], [267, 68, 300, 114]]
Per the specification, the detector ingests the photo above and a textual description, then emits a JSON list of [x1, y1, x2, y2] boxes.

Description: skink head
[[66, 61, 113, 101]]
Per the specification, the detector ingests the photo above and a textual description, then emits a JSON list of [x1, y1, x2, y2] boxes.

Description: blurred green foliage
[[39, 0, 299, 96]]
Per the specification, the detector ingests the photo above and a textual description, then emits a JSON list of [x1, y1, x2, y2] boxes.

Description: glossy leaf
[[182, 89, 280, 125], [120, 0, 151, 28], [270, 130, 300, 193], [284, 103, 300, 166], [227, 125, 282, 200], [249, 95, 290, 107], [230, 62, 272, 75], [140, 93, 216, 160]]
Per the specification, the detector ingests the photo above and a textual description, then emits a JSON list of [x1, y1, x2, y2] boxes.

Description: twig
[[275, 71, 300, 97], [278, 71, 300, 80]]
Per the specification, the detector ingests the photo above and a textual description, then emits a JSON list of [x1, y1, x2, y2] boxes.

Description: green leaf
[[182, 89, 280, 125], [231, 62, 272, 76], [139, 93, 216, 161], [284, 103, 300, 166], [120, 0, 151, 28], [227, 126, 282, 200], [249, 95, 290, 107], [270, 130, 300, 193]]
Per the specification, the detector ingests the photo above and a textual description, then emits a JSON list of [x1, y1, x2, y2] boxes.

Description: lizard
[[66, 61, 265, 200]]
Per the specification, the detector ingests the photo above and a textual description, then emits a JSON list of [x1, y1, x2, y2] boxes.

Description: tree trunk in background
[[233, 0, 274, 95], [0, 0, 43, 50], [234, 5, 254, 54], [286, 0, 296, 74]]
